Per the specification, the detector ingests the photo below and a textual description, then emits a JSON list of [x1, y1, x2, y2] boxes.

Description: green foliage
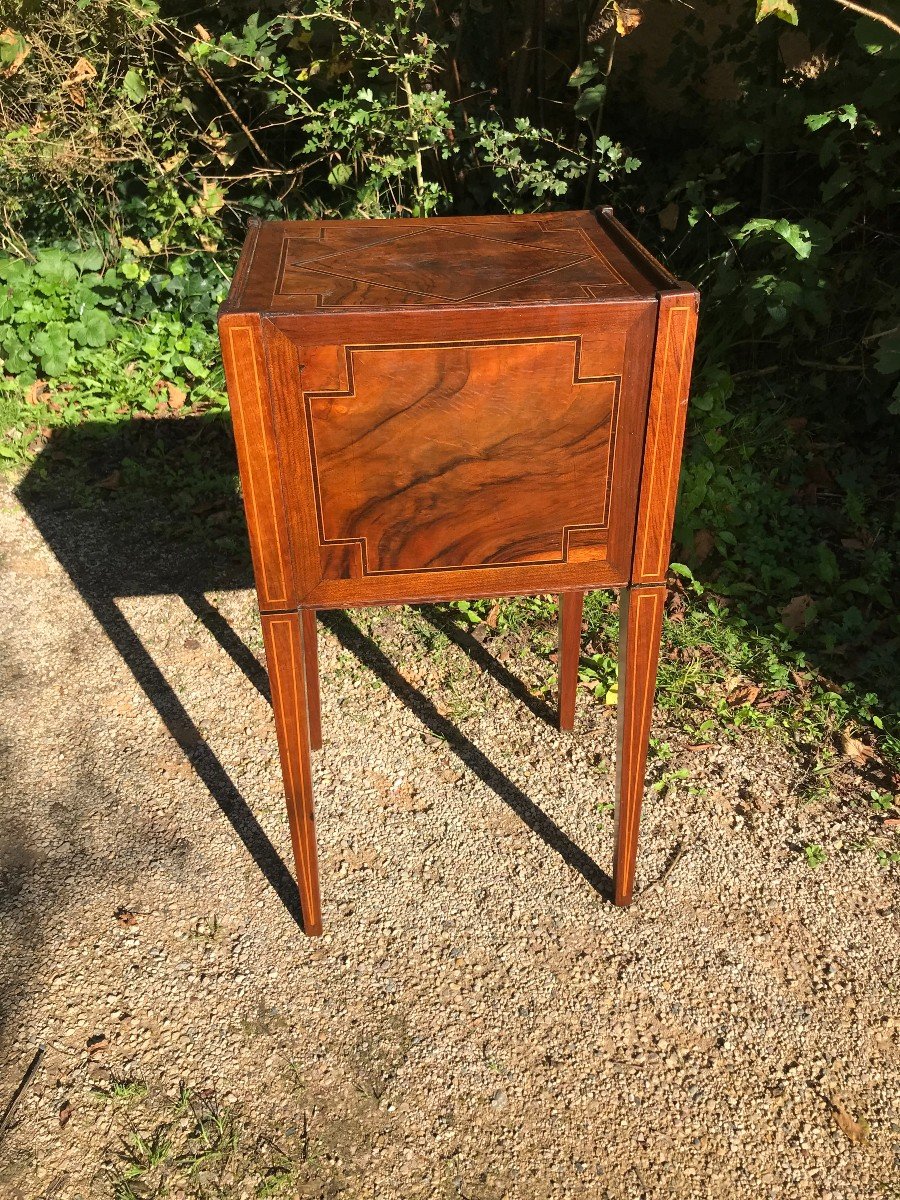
[[0, 0, 642, 246], [0, 246, 226, 463], [803, 843, 828, 869]]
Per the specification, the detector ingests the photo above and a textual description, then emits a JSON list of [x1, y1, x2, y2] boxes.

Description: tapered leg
[[558, 590, 584, 731], [261, 611, 322, 935], [613, 584, 666, 906], [301, 608, 322, 752]]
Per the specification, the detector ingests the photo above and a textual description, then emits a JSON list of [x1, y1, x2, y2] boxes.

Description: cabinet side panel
[[631, 291, 699, 585], [219, 315, 296, 610]]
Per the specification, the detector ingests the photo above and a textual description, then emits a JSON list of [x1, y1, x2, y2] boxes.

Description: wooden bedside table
[[219, 208, 698, 934]]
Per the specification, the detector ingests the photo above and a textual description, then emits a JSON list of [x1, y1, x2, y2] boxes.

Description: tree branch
[[833, 0, 900, 36]]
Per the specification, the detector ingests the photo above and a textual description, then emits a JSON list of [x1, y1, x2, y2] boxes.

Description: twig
[[192, 61, 273, 167], [861, 323, 900, 344], [0, 1046, 45, 1145], [833, 0, 900, 35], [795, 357, 864, 372], [641, 840, 690, 896], [731, 364, 780, 380], [401, 74, 424, 197]]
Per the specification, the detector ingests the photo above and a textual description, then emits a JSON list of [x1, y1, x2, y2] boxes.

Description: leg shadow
[[419, 604, 559, 728], [183, 592, 271, 703], [91, 595, 304, 927], [321, 611, 611, 898]]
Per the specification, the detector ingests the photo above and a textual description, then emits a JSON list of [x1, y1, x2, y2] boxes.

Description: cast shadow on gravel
[[18, 417, 611, 931], [320, 611, 611, 897], [18, 418, 305, 929]]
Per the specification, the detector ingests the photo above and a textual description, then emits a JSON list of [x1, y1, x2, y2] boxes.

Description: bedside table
[[219, 208, 698, 934]]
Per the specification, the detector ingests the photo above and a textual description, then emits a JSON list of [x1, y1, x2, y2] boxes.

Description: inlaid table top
[[222, 207, 670, 315]]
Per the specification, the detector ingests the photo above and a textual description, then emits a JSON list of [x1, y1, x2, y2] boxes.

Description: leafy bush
[[0, 245, 225, 461]]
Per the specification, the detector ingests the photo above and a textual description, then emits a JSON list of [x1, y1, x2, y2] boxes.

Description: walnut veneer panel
[[262, 300, 657, 606], [305, 337, 617, 573]]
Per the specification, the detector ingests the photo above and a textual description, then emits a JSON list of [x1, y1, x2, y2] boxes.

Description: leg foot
[[558, 590, 584, 732], [261, 611, 323, 934], [613, 585, 665, 906]]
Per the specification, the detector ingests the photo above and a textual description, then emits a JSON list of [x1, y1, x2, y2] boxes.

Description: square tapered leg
[[261, 611, 323, 934], [613, 584, 666, 906], [558, 591, 584, 731]]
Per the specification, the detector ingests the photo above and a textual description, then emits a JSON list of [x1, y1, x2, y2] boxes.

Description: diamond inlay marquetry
[[275, 216, 628, 309]]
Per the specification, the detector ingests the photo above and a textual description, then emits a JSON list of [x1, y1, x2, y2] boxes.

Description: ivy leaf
[[181, 354, 208, 377], [755, 0, 798, 25], [123, 69, 147, 102]]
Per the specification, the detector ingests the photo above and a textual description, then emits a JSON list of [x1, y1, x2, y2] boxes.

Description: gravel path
[[0, 473, 898, 1200]]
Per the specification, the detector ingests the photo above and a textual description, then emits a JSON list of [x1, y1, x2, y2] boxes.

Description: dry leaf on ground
[[693, 528, 715, 564], [65, 57, 96, 86], [781, 594, 813, 631], [727, 683, 761, 708], [828, 1094, 869, 1144], [165, 382, 187, 410], [838, 729, 876, 768]]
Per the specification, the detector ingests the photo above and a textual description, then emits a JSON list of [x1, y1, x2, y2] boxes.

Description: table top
[[221, 207, 682, 318]]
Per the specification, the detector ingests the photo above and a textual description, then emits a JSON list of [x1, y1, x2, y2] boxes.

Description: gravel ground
[[0, 473, 898, 1200]]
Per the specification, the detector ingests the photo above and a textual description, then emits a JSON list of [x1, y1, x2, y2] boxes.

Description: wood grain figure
[[219, 208, 699, 932]]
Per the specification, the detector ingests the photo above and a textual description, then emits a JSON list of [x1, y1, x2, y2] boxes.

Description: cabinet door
[[262, 303, 655, 607]]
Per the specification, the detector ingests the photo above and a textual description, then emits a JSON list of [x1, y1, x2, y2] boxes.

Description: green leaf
[[72, 308, 115, 348], [568, 59, 602, 88], [0, 28, 28, 69], [32, 325, 73, 377], [72, 248, 104, 272], [755, 0, 798, 25], [181, 354, 207, 377], [873, 331, 900, 375], [574, 84, 607, 118], [33, 249, 78, 288], [327, 162, 353, 187], [816, 544, 840, 586], [123, 69, 148, 102]]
